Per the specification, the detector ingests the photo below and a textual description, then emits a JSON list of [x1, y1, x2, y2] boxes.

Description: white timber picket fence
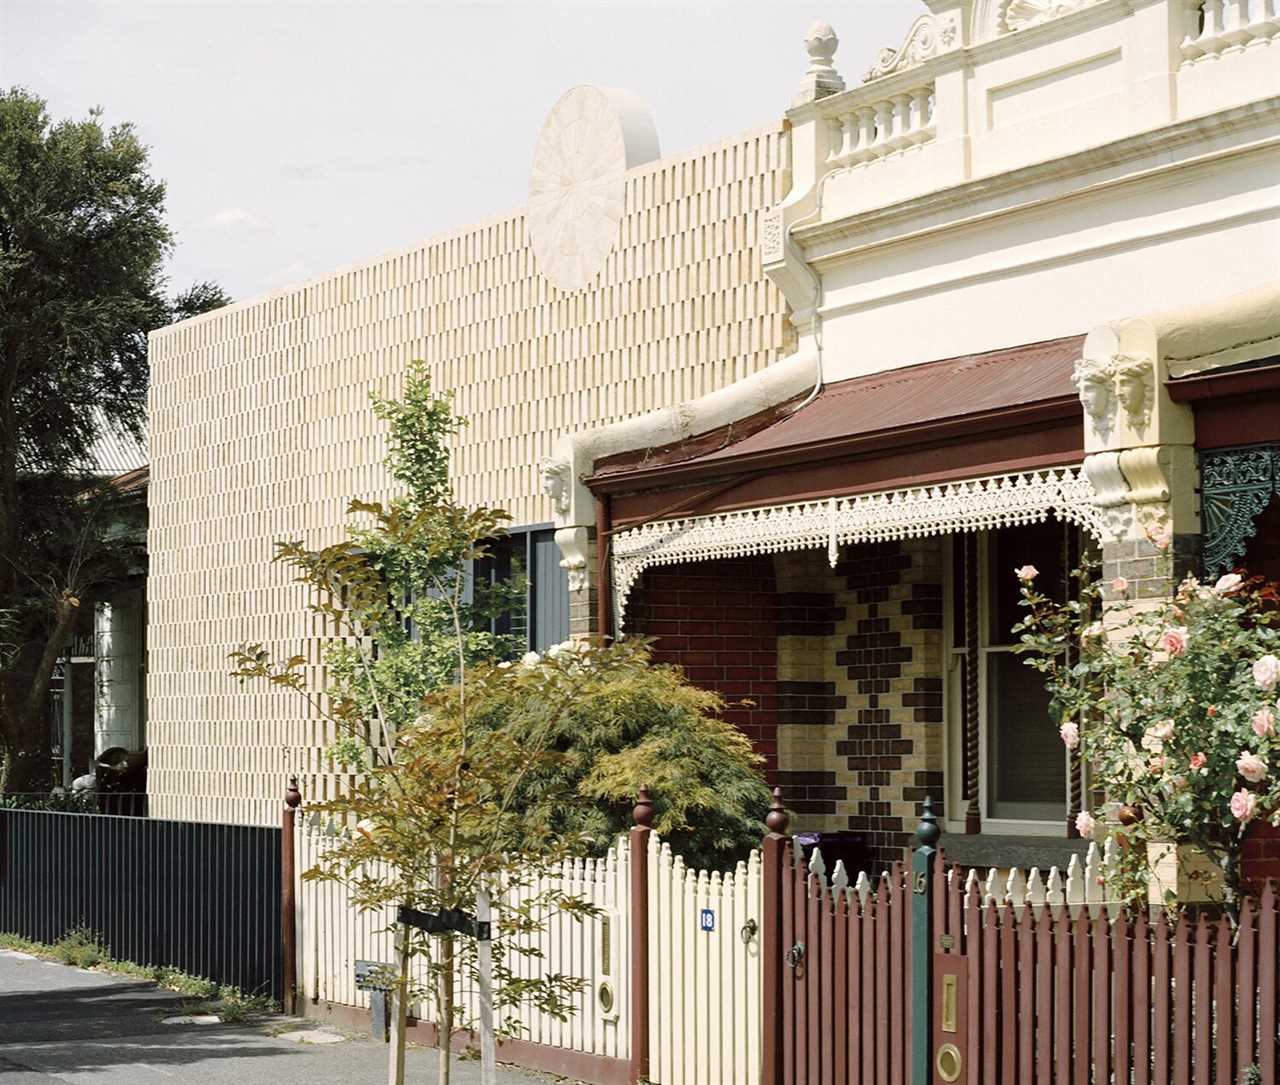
[[288, 786, 1114, 1085], [291, 801, 763, 1085], [957, 837, 1125, 917], [295, 816, 632, 1070], [647, 833, 762, 1085], [790, 837, 1121, 918]]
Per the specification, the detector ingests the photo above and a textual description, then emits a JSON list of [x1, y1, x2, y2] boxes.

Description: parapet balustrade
[[1181, 0, 1279, 61], [821, 80, 937, 169]]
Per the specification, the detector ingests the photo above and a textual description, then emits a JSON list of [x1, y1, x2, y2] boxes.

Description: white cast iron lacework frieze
[[611, 466, 1103, 630]]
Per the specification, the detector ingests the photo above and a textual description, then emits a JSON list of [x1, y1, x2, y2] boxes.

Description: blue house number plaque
[[700, 908, 715, 932]]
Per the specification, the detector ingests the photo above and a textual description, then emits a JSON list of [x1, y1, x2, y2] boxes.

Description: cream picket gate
[[648, 833, 763, 1085], [295, 816, 631, 1062]]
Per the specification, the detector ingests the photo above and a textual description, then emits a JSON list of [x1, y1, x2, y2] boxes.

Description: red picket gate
[[763, 829, 914, 1085], [763, 810, 1280, 1085]]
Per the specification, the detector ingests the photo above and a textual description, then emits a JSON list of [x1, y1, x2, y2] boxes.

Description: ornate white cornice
[[863, 12, 960, 82], [612, 465, 1103, 630]]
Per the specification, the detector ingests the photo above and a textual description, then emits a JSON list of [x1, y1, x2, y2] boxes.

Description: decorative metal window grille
[[1199, 445, 1280, 576]]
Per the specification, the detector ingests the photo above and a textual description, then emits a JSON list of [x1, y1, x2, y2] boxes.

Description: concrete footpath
[[0, 950, 570, 1084]]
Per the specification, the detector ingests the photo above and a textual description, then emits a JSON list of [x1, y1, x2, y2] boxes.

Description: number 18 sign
[[699, 908, 715, 933]]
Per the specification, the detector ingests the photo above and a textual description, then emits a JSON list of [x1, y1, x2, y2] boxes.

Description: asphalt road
[[0, 950, 566, 1084]]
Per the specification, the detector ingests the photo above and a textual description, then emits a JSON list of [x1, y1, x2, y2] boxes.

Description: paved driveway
[[0, 950, 566, 1084]]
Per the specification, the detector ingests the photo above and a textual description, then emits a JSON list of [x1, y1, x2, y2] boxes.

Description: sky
[[3, 0, 922, 304]]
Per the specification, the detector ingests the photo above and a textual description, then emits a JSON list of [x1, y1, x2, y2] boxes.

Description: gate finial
[[914, 794, 940, 849], [632, 786, 655, 829], [765, 786, 790, 835], [284, 775, 301, 809]]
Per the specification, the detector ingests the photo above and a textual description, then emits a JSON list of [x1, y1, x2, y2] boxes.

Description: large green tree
[[0, 88, 227, 791]]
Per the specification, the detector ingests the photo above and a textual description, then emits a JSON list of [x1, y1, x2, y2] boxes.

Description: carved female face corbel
[[540, 458, 572, 517], [1073, 355, 1115, 438], [1113, 354, 1154, 431]]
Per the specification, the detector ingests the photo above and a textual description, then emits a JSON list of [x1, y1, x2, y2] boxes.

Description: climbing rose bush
[[1015, 559, 1280, 905]]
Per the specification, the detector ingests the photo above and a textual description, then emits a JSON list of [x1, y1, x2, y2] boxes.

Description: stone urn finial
[[796, 20, 846, 105]]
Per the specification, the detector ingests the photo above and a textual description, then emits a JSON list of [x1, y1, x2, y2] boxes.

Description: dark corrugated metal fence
[[0, 809, 281, 999]]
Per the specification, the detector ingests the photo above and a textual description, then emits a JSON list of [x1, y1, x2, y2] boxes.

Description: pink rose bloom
[[1190, 752, 1207, 772], [1254, 654, 1280, 691], [1252, 707, 1276, 738], [1231, 789, 1258, 822], [1237, 751, 1268, 783], [1059, 722, 1080, 749], [1148, 756, 1166, 775], [1159, 628, 1189, 656], [1151, 719, 1175, 741], [1015, 565, 1039, 582], [1075, 811, 1096, 839], [1111, 577, 1129, 593], [1154, 533, 1171, 551], [1214, 573, 1243, 594]]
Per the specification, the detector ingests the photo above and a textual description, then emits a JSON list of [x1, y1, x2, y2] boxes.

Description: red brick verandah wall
[[627, 557, 780, 779]]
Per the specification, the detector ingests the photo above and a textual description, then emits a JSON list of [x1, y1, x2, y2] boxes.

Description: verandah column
[[1078, 322, 1198, 834]]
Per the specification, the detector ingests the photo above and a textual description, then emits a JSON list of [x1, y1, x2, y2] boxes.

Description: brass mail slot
[[941, 973, 958, 1034]]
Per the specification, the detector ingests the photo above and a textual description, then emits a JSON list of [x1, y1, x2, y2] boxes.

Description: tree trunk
[[438, 933, 455, 1085], [386, 922, 410, 1085]]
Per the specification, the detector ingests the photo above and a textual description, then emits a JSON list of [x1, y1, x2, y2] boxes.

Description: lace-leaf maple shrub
[[1013, 550, 1280, 910]]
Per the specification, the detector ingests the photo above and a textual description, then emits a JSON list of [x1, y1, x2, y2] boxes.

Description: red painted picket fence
[[932, 857, 1278, 1085], [763, 821, 1280, 1084]]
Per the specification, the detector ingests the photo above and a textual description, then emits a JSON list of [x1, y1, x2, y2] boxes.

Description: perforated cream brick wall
[[147, 125, 790, 826]]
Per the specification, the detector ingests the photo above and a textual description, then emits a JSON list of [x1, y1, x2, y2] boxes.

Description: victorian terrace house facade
[[543, 0, 1280, 867]]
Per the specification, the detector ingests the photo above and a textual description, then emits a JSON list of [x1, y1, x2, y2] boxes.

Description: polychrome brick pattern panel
[[834, 539, 946, 866]]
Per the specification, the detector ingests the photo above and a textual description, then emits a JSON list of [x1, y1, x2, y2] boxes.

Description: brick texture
[[1242, 820, 1280, 893], [629, 557, 780, 777], [637, 543, 947, 869]]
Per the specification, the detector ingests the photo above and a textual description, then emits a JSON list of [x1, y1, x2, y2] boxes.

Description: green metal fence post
[[911, 796, 940, 1085]]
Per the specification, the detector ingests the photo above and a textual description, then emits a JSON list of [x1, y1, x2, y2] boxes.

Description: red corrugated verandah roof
[[594, 335, 1088, 527]]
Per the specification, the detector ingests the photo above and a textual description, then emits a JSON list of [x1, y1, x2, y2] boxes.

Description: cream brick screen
[[147, 124, 790, 825]]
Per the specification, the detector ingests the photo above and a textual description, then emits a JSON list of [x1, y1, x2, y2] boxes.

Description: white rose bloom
[[1214, 573, 1243, 594], [1253, 654, 1280, 691], [521, 651, 541, 667]]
